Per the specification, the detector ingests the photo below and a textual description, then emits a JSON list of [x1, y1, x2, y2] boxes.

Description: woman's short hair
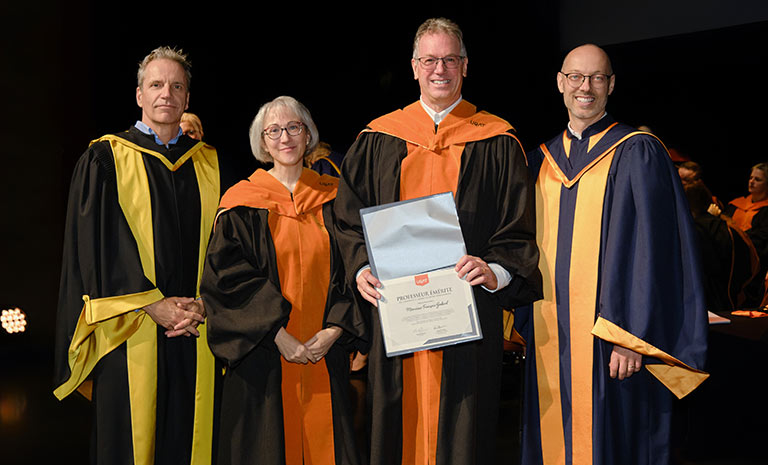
[[181, 112, 204, 138], [249, 96, 319, 164], [752, 162, 768, 177], [412, 17, 467, 59]]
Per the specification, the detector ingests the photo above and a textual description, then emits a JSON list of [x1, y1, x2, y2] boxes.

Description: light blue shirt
[[134, 121, 183, 147]]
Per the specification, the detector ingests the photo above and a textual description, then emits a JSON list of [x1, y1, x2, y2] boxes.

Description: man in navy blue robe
[[516, 44, 709, 465]]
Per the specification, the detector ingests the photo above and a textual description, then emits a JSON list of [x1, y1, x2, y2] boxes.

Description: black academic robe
[[334, 100, 542, 465], [53, 127, 220, 465], [202, 169, 366, 465], [517, 117, 709, 465]]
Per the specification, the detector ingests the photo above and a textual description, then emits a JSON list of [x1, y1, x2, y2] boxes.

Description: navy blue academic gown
[[515, 116, 709, 465]]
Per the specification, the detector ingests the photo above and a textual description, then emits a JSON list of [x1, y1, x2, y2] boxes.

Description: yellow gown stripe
[[567, 145, 616, 465], [545, 126, 638, 189], [111, 139, 160, 465], [190, 148, 220, 465], [93, 135, 209, 172], [126, 314, 159, 465], [533, 159, 566, 465]]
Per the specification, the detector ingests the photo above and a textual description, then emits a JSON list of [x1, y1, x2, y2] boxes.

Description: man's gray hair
[[137, 46, 192, 89], [249, 96, 320, 164], [412, 17, 467, 59]]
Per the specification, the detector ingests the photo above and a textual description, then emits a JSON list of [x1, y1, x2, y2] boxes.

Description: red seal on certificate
[[415, 274, 429, 286]]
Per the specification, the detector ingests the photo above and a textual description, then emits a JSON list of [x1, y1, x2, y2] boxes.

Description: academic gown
[[725, 196, 768, 304], [202, 168, 366, 465], [726, 194, 768, 233], [691, 213, 759, 310], [53, 127, 220, 465], [516, 116, 709, 465], [334, 100, 542, 465]]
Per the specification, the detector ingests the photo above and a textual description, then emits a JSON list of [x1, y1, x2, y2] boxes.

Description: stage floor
[[1, 342, 764, 464]]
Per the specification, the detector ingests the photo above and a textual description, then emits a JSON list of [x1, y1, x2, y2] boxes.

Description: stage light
[[1, 307, 26, 334]]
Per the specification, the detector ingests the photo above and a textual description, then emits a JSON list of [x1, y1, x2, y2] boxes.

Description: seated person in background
[[685, 182, 758, 310], [181, 112, 204, 140], [676, 160, 725, 214], [678, 161, 703, 187], [715, 163, 768, 306], [721, 163, 768, 232]]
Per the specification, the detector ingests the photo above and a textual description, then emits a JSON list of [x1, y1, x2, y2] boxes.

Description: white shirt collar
[[567, 112, 607, 140], [419, 96, 462, 125]]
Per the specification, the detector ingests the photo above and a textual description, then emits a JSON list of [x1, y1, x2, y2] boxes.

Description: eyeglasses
[[560, 72, 613, 88], [263, 121, 304, 140], [415, 55, 465, 70]]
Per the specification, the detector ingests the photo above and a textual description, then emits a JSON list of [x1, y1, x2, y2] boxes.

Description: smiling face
[[136, 58, 189, 132], [411, 32, 467, 112], [262, 108, 309, 170], [557, 44, 615, 133]]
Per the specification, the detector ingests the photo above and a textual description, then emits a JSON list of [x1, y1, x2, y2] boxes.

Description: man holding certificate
[[334, 17, 543, 465]]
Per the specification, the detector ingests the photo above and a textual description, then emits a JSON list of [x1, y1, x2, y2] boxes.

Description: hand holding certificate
[[360, 192, 482, 357]]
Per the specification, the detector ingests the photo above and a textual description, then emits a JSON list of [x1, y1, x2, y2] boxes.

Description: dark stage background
[[1, 0, 767, 462]]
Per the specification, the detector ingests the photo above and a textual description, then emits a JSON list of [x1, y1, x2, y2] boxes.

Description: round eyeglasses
[[415, 55, 465, 70], [560, 72, 613, 88], [263, 121, 305, 140]]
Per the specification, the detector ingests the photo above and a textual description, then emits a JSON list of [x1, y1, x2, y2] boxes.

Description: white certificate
[[377, 267, 481, 357]]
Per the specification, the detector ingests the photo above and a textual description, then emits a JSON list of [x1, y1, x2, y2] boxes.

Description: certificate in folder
[[360, 192, 482, 357]]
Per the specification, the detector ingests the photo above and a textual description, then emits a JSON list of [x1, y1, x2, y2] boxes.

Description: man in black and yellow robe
[[515, 44, 709, 465], [334, 18, 542, 465], [53, 47, 220, 465]]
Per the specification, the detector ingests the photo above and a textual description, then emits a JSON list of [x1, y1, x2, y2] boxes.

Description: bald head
[[557, 44, 615, 134], [561, 44, 613, 75]]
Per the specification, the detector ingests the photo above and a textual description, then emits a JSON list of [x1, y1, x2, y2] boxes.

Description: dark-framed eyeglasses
[[263, 121, 305, 140], [415, 55, 465, 70], [560, 72, 613, 88]]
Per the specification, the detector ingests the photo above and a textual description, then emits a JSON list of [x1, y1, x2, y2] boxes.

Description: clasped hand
[[143, 296, 206, 338], [274, 326, 342, 364]]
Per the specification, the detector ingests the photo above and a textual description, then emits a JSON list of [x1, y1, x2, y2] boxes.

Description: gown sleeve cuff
[[83, 288, 164, 324], [482, 263, 511, 293], [591, 316, 709, 399]]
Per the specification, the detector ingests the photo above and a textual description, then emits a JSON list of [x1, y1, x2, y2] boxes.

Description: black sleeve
[[201, 207, 291, 368], [334, 132, 404, 287], [322, 201, 369, 353], [459, 134, 543, 308], [746, 206, 768, 261], [54, 143, 155, 389]]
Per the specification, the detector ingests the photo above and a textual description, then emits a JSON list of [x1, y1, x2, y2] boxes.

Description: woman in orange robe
[[201, 96, 366, 465], [725, 163, 768, 231], [723, 162, 768, 305]]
